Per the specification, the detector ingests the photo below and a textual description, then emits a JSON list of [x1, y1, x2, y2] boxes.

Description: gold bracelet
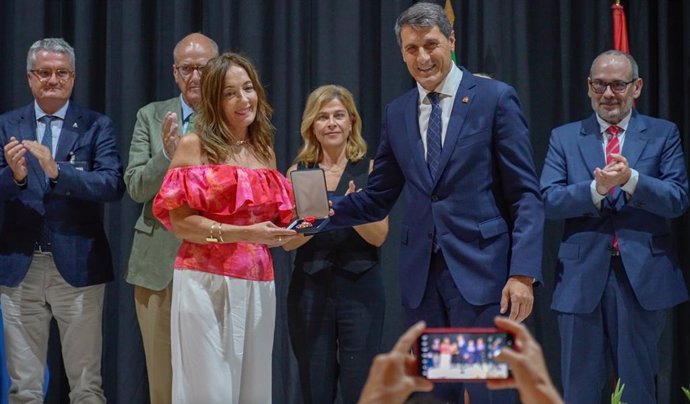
[[206, 222, 219, 243], [216, 223, 224, 243]]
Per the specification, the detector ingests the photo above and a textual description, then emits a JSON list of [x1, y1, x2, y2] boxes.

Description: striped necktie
[[606, 125, 621, 252], [426, 92, 442, 180]]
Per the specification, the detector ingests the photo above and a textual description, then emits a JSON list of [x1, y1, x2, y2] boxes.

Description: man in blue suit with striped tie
[[540, 50, 689, 404]]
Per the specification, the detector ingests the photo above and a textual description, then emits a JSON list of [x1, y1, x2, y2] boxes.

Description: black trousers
[[287, 264, 384, 404]]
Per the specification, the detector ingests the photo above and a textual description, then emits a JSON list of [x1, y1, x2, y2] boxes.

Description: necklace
[[228, 137, 248, 147], [320, 161, 347, 173]]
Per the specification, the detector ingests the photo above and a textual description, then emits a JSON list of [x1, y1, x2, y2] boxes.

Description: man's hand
[[594, 153, 631, 194], [358, 321, 433, 404], [161, 111, 180, 158], [487, 317, 564, 404], [23, 140, 59, 179], [3, 137, 28, 182], [604, 153, 631, 186], [500, 275, 534, 323]]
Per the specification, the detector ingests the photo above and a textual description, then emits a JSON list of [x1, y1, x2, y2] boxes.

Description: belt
[[34, 241, 52, 253], [35, 225, 52, 253]]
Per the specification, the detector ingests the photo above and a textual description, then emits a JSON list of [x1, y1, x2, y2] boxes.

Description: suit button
[[431, 195, 439, 202], [428, 232, 433, 239]]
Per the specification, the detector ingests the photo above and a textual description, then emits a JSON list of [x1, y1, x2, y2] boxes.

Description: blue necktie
[[40, 115, 54, 156], [426, 92, 442, 179]]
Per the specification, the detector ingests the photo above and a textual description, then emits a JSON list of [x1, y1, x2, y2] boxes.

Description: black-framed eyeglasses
[[589, 78, 637, 94], [174, 64, 205, 78], [30, 68, 74, 82]]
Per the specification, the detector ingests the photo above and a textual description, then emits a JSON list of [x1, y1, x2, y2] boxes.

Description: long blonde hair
[[195, 52, 275, 164], [293, 84, 367, 166]]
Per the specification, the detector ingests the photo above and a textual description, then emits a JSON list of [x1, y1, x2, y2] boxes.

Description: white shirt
[[35, 101, 69, 158], [417, 64, 463, 159]]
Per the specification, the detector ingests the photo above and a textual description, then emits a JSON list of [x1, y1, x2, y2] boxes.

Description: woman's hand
[[246, 221, 298, 247]]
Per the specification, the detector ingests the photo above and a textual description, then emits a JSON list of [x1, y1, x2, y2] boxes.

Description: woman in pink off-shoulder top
[[152, 52, 297, 404]]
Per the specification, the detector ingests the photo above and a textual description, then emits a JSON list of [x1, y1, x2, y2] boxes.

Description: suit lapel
[[55, 104, 81, 161], [578, 115, 605, 176], [621, 111, 648, 169], [403, 91, 433, 189], [17, 105, 47, 184], [17, 105, 38, 144], [432, 69, 474, 188]]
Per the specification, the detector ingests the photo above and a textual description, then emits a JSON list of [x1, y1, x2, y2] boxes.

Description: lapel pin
[[462, 96, 469, 103], [72, 122, 78, 128]]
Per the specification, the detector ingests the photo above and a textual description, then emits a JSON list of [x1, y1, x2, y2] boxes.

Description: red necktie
[[606, 125, 621, 252]]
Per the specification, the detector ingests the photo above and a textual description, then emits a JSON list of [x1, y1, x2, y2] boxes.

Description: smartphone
[[416, 327, 513, 382]]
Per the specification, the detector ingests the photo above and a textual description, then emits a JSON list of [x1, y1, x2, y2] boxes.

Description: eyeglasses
[[174, 64, 205, 78], [589, 78, 637, 94], [30, 68, 74, 82]]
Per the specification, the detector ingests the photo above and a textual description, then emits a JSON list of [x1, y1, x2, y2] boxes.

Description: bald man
[[124, 32, 219, 404], [541, 50, 689, 404]]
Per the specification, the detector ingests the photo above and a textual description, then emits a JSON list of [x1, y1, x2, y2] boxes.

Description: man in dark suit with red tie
[[540, 50, 689, 404], [329, 3, 544, 403], [0, 38, 124, 403]]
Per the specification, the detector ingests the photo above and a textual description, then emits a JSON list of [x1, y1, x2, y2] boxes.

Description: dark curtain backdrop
[[0, 0, 688, 403]]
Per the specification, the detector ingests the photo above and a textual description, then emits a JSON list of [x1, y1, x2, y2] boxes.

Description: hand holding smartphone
[[416, 327, 514, 382]]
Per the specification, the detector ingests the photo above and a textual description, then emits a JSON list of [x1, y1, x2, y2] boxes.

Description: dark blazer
[[330, 68, 544, 309], [540, 111, 689, 313], [0, 102, 125, 287]]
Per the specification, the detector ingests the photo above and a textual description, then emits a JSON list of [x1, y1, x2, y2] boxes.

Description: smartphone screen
[[417, 327, 513, 382]]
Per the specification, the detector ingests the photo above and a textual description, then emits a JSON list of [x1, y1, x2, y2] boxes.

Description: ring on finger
[[278, 236, 282, 242]]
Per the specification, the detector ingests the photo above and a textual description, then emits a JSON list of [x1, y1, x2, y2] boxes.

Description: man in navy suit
[[329, 3, 543, 402], [540, 50, 689, 404], [0, 38, 124, 403]]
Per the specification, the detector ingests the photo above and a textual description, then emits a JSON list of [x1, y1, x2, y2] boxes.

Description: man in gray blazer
[[124, 32, 218, 404]]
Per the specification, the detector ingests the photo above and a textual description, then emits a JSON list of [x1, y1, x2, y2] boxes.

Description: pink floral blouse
[[153, 165, 294, 281]]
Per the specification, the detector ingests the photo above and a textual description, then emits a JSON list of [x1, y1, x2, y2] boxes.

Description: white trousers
[[171, 269, 275, 404]]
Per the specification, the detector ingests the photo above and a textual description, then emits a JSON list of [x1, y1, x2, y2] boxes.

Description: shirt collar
[[417, 64, 462, 103], [34, 100, 69, 121], [180, 95, 194, 123], [596, 110, 632, 134]]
